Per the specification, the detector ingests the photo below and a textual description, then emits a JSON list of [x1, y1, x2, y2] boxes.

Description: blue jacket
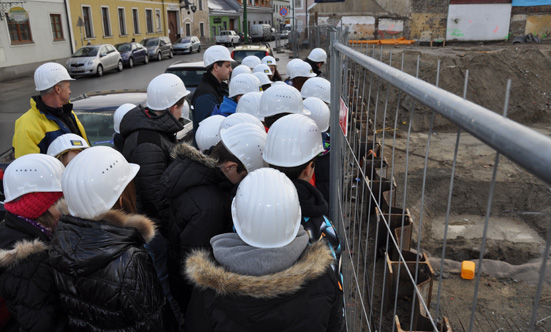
[[190, 72, 229, 132], [210, 96, 237, 117]]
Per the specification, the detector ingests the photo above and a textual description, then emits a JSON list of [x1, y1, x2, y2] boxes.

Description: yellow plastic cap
[[461, 261, 476, 280]]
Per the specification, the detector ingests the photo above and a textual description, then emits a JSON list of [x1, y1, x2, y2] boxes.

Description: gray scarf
[[210, 228, 309, 276]]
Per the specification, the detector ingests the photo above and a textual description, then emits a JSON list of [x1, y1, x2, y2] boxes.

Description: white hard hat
[[220, 123, 267, 172], [229, 73, 261, 98], [181, 100, 190, 119], [253, 64, 273, 76], [307, 48, 328, 63], [289, 60, 316, 79], [62, 146, 140, 219], [241, 55, 261, 70], [303, 97, 330, 132], [236, 92, 264, 121], [34, 62, 74, 91], [220, 113, 264, 132], [232, 168, 301, 248], [258, 84, 310, 118], [47, 133, 90, 158], [146, 73, 190, 111], [261, 56, 277, 66], [301, 77, 331, 104], [3, 154, 65, 202], [286, 59, 303, 79], [263, 114, 324, 167], [204, 45, 234, 67], [196, 115, 225, 151], [252, 72, 273, 86], [232, 64, 252, 78], [113, 103, 136, 134]]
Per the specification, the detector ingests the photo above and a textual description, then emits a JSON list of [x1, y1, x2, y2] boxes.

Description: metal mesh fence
[[325, 30, 551, 332]]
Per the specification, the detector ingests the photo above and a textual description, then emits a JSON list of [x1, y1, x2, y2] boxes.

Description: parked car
[[115, 42, 149, 67], [66, 44, 123, 77], [141, 36, 173, 61], [231, 43, 277, 64], [215, 30, 240, 47], [250, 24, 274, 42], [173, 36, 201, 54], [165, 61, 206, 100]]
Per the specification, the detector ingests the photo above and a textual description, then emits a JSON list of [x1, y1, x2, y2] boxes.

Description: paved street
[[0, 41, 292, 153]]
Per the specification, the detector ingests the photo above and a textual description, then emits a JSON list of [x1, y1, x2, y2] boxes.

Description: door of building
[[168, 11, 178, 42]]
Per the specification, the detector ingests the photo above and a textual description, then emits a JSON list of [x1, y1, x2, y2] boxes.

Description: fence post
[[329, 30, 343, 233]]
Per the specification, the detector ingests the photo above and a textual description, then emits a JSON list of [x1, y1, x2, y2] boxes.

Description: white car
[[66, 44, 123, 77]]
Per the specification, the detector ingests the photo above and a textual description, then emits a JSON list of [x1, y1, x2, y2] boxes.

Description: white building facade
[[0, 0, 72, 80]]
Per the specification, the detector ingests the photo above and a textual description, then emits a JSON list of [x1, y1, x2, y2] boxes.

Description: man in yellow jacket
[[12, 62, 88, 158]]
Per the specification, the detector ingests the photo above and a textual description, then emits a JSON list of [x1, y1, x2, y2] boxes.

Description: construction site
[[308, 33, 551, 331]]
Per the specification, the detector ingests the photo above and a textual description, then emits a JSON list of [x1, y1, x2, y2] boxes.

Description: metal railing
[[327, 30, 551, 331]]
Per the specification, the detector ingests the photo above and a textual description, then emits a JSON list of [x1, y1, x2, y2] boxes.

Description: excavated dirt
[[338, 41, 551, 331]]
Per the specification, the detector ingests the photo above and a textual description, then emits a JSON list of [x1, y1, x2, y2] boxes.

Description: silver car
[[66, 44, 123, 77], [173, 36, 201, 54]]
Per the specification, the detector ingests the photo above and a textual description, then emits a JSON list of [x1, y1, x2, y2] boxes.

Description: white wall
[[447, 4, 512, 41], [0, 0, 72, 69]]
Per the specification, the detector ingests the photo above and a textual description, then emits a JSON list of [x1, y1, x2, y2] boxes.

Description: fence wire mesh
[[325, 30, 551, 332]]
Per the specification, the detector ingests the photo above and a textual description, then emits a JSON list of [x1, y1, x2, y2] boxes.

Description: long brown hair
[[111, 180, 137, 214]]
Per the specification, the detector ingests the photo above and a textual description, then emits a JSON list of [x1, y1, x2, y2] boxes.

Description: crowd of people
[[1, 44, 343, 332]]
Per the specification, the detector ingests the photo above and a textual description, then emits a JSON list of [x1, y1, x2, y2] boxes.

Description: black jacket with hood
[[0, 212, 67, 332], [119, 105, 183, 234], [49, 208, 176, 332], [184, 239, 344, 332], [160, 143, 234, 313]]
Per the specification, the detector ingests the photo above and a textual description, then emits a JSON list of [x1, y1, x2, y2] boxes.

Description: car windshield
[[73, 47, 99, 57], [232, 50, 267, 63], [165, 67, 206, 88], [74, 110, 115, 147], [142, 39, 159, 47], [178, 38, 191, 43], [116, 44, 131, 52]]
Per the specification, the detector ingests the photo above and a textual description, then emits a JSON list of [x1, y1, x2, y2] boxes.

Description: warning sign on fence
[[339, 98, 349, 137]]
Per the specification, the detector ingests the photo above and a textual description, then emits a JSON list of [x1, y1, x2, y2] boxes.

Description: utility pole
[[243, 0, 248, 43]]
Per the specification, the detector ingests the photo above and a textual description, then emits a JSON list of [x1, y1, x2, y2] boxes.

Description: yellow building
[[67, 0, 182, 50]]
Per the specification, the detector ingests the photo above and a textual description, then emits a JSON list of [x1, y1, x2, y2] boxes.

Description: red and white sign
[[279, 7, 288, 17], [339, 97, 349, 137]]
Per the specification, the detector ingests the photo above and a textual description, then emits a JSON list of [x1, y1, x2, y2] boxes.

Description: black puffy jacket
[[160, 143, 234, 313], [184, 241, 344, 332], [0, 212, 67, 332], [49, 209, 175, 332], [120, 105, 183, 234]]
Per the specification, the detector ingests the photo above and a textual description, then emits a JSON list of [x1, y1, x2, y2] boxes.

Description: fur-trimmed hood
[[50, 204, 156, 277], [170, 141, 218, 168], [185, 241, 334, 299], [0, 239, 48, 270], [162, 142, 231, 199]]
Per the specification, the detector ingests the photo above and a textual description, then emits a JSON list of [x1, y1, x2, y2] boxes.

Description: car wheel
[[169, 50, 174, 58], [97, 64, 103, 77], [230, 41, 234, 48], [144, 55, 149, 64], [128, 57, 134, 68], [117, 60, 123, 72], [157, 52, 162, 61], [197, 45, 201, 53]]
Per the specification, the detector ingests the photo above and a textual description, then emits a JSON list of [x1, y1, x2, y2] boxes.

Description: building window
[[199, 22, 204, 37], [155, 9, 161, 32], [186, 23, 191, 36], [82, 6, 94, 38], [294, 0, 302, 9], [101, 7, 111, 37], [199, 0, 203, 11], [118, 8, 127, 35], [50, 14, 64, 41], [8, 15, 33, 44], [132, 8, 140, 34], [145, 9, 153, 33], [223, 21, 227, 30]]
